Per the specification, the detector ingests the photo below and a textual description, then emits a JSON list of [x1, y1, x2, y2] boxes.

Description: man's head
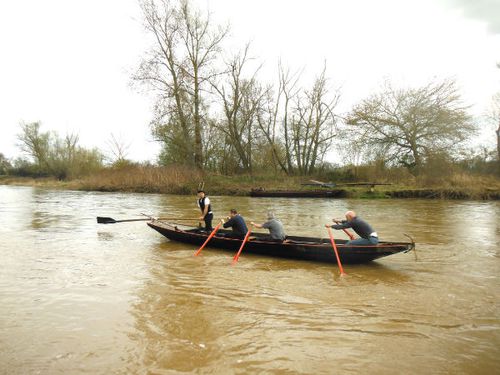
[[345, 210, 356, 221], [197, 190, 205, 198], [267, 210, 275, 220], [229, 209, 238, 217]]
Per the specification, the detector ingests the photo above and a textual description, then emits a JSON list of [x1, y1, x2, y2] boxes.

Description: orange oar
[[333, 219, 355, 240], [232, 227, 253, 265], [194, 223, 221, 256], [342, 228, 355, 241], [327, 227, 346, 276]]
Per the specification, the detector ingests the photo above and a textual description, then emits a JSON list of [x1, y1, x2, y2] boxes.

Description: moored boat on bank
[[250, 188, 347, 198]]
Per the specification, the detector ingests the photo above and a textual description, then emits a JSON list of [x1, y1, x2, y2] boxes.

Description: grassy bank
[[1, 165, 499, 200]]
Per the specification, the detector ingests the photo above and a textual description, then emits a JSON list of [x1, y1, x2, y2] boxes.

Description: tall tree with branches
[[290, 67, 340, 175], [255, 62, 301, 175], [212, 45, 267, 172], [17, 121, 50, 170], [490, 92, 500, 162], [346, 79, 475, 175], [135, 0, 228, 168]]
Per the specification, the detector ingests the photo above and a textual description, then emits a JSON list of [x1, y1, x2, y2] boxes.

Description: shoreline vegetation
[[3, 0, 500, 203], [1, 165, 499, 200]]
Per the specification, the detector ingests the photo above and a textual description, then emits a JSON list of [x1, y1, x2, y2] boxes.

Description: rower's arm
[[223, 217, 233, 228], [331, 220, 350, 229]]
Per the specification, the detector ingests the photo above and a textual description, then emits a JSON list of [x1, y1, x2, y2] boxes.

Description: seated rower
[[251, 211, 286, 242], [222, 209, 248, 239], [325, 210, 379, 246]]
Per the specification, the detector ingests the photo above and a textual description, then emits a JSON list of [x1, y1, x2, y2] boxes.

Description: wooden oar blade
[[97, 216, 116, 224], [232, 228, 252, 265], [327, 227, 346, 276], [194, 223, 221, 256]]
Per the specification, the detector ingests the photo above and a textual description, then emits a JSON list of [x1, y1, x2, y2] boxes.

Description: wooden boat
[[250, 182, 393, 198], [147, 220, 415, 264], [250, 188, 347, 198]]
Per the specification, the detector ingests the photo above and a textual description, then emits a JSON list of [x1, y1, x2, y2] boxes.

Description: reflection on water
[[0, 185, 499, 374]]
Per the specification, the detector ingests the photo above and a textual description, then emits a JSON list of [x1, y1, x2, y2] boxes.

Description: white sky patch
[[0, 0, 499, 162], [443, 0, 500, 34]]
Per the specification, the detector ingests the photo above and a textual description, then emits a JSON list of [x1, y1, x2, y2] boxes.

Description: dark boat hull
[[250, 189, 347, 198], [147, 221, 414, 264]]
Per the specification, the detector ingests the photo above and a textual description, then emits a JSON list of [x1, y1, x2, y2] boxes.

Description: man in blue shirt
[[222, 209, 248, 239], [326, 210, 378, 246]]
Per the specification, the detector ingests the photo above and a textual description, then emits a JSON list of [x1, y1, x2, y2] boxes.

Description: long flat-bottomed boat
[[250, 188, 347, 198], [147, 220, 415, 264]]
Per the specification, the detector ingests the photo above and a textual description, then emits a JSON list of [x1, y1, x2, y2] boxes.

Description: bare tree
[[136, 0, 192, 163], [255, 62, 302, 175], [135, 0, 228, 168], [106, 133, 131, 165], [17, 121, 50, 169], [17, 122, 103, 179], [0, 153, 11, 175], [346, 79, 475, 175], [254, 63, 340, 175], [290, 66, 339, 175], [255, 88, 289, 174], [179, 1, 228, 168], [211, 45, 266, 172], [490, 92, 500, 161]]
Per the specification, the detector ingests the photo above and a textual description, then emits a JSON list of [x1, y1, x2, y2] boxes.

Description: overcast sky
[[1, 0, 499, 163]]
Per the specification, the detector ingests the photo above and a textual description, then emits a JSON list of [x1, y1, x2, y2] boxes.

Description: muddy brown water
[[1, 185, 499, 374]]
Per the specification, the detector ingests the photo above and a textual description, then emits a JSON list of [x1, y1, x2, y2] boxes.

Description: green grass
[[1, 166, 499, 200]]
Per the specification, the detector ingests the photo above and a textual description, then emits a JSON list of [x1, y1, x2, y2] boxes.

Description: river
[[0, 185, 499, 374]]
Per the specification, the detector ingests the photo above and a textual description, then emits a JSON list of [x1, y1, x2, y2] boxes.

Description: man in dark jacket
[[326, 210, 378, 245], [222, 209, 248, 239]]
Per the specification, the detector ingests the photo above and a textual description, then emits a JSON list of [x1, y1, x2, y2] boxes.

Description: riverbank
[[2, 166, 499, 200]]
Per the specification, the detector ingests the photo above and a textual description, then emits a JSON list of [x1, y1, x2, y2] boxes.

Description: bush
[[9, 158, 48, 177], [0, 153, 12, 175], [15, 122, 104, 179]]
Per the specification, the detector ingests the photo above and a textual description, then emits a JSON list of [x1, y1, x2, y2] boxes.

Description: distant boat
[[147, 220, 415, 264], [250, 188, 347, 198], [250, 181, 393, 197]]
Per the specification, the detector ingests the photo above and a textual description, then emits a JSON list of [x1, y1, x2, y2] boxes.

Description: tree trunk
[[496, 121, 500, 175], [193, 78, 203, 169], [496, 121, 500, 161]]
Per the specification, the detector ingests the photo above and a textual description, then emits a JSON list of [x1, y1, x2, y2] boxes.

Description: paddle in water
[[232, 227, 253, 265], [327, 226, 346, 276], [194, 223, 222, 256]]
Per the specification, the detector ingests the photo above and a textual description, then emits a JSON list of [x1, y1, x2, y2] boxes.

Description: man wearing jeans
[[326, 210, 378, 246]]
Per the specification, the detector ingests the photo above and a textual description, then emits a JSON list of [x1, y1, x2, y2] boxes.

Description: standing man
[[251, 211, 286, 242], [326, 210, 378, 245], [197, 190, 213, 231]]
